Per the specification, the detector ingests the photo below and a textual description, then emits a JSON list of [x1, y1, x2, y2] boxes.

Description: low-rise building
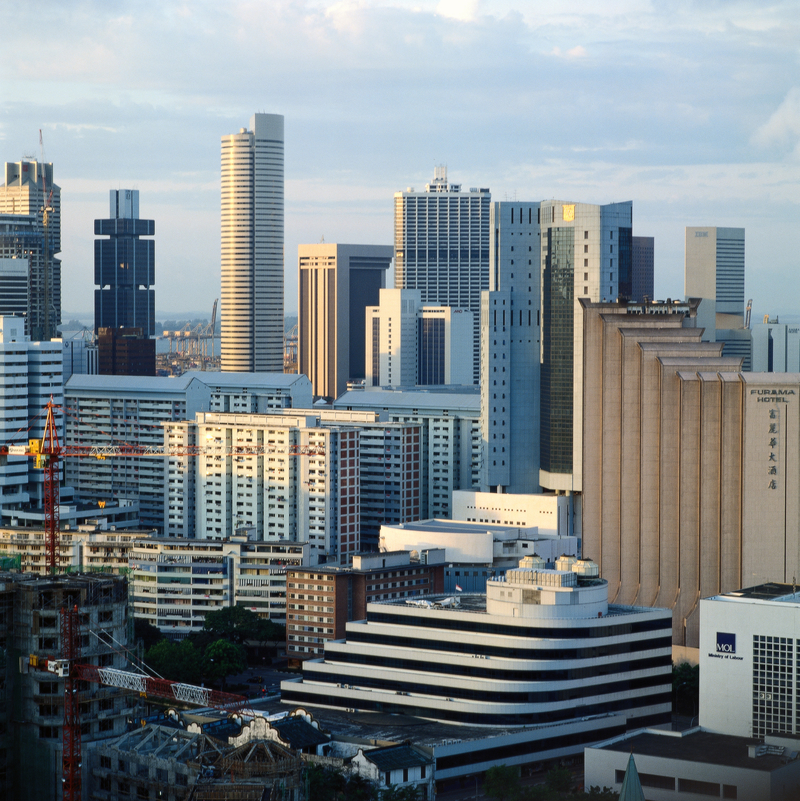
[[286, 551, 445, 662], [281, 562, 672, 736], [585, 728, 800, 801], [129, 535, 307, 636], [351, 742, 435, 799]]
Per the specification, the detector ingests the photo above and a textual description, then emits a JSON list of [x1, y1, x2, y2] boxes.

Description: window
[[584, 230, 588, 239], [385, 772, 391, 786], [723, 786, 738, 799], [421, 764, 426, 779]]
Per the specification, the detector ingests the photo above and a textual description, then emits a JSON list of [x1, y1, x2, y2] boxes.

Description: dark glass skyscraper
[[94, 189, 155, 336]]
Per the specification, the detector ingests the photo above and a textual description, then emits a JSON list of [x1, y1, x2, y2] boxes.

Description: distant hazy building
[[365, 288, 472, 388], [0, 161, 61, 340], [631, 235, 654, 302], [298, 243, 392, 400], [751, 318, 800, 372], [539, 200, 633, 494], [685, 226, 750, 369], [221, 113, 284, 373], [94, 189, 155, 336], [0, 214, 36, 323], [481, 201, 542, 495], [394, 167, 490, 384]]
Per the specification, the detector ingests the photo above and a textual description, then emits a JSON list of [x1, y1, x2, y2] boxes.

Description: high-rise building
[[481, 201, 542, 494], [221, 113, 284, 373], [298, 243, 392, 399], [0, 161, 61, 340], [94, 189, 155, 335], [685, 226, 750, 370], [394, 167, 490, 384], [97, 326, 155, 376], [752, 317, 800, 372], [631, 235, 654, 302], [365, 288, 473, 387], [539, 200, 632, 493], [0, 316, 63, 516]]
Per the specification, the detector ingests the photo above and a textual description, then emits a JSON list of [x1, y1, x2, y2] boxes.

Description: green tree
[[203, 639, 247, 686], [673, 661, 700, 716], [134, 618, 164, 651], [586, 787, 618, 799], [144, 639, 203, 685], [203, 605, 280, 644], [484, 764, 520, 801], [544, 766, 572, 793], [381, 785, 421, 800]]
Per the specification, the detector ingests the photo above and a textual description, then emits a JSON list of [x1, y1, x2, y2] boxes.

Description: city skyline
[[2, 1, 798, 323]]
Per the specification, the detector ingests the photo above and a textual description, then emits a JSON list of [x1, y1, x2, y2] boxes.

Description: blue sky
[[2, 0, 798, 319]]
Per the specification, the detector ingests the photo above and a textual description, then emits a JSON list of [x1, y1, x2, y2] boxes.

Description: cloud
[[752, 87, 800, 157]]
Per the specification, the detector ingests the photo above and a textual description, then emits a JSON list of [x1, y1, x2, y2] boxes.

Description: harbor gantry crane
[[30, 605, 248, 801], [0, 398, 325, 573]]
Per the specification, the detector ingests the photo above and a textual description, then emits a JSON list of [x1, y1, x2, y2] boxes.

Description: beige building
[[582, 298, 800, 649], [298, 243, 392, 400]]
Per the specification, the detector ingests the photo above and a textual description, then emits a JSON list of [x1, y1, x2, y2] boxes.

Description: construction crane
[[30, 605, 248, 801], [0, 399, 325, 573], [745, 298, 753, 329]]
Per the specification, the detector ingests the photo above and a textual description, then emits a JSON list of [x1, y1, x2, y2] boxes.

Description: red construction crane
[[0, 399, 325, 573], [30, 606, 247, 801]]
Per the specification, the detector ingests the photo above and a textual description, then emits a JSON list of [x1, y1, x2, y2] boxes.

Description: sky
[[2, 0, 799, 322]]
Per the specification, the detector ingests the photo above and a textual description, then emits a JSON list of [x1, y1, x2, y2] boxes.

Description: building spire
[[618, 752, 645, 801]]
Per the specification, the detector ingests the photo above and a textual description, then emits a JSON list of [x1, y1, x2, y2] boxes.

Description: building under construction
[[0, 572, 130, 801]]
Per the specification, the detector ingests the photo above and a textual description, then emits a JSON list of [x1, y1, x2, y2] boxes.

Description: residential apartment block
[[333, 386, 481, 519], [129, 535, 307, 635], [65, 372, 311, 533]]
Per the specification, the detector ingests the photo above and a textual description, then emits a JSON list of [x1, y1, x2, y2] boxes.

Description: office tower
[[394, 167, 490, 384], [0, 316, 64, 517], [481, 201, 541, 495], [94, 189, 155, 335], [97, 326, 155, 376], [685, 226, 750, 370], [365, 288, 473, 387], [0, 161, 61, 340], [631, 235, 654, 302], [539, 200, 632, 494], [752, 317, 800, 372], [298, 243, 392, 399], [221, 113, 284, 373]]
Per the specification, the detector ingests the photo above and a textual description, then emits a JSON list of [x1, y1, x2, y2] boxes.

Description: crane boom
[[2, 442, 325, 458], [31, 656, 247, 710]]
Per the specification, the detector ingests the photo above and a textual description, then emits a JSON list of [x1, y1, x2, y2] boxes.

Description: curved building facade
[[282, 565, 672, 729]]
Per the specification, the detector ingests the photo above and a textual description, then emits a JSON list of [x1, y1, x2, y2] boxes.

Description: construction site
[[0, 572, 131, 801]]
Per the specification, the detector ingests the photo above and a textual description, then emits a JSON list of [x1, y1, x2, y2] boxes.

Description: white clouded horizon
[[2, 0, 798, 319]]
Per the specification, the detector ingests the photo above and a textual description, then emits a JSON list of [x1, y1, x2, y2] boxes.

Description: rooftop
[[384, 519, 530, 536], [362, 743, 432, 770], [598, 729, 793, 772], [334, 386, 480, 412], [711, 582, 800, 604]]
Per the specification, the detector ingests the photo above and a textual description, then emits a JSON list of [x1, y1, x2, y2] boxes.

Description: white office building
[[365, 288, 473, 388], [334, 386, 481, 519], [64, 372, 311, 533], [699, 583, 800, 739], [281, 562, 672, 732], [394, 167, 490, 384], [0, 316, 63, 513], [221, 113, 284, 373], [481, 201, 542, 494]]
